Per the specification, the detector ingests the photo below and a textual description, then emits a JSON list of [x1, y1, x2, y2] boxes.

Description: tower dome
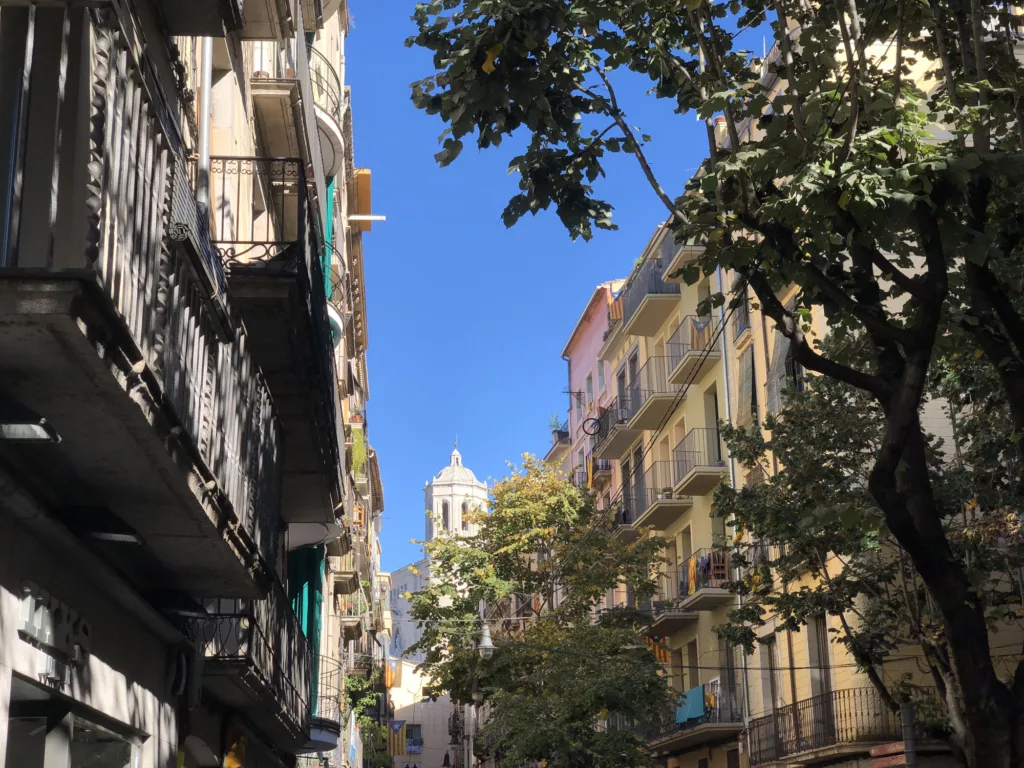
[[423, 443, 488, 543], [433, 447, 480, 484]]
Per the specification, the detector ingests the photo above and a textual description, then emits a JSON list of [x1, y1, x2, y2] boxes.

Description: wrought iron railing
[[593, 397, 635, 452], [629, 356, 681, 412], [608, 680, 743, 742], [626, 461, 684, 517], [673, 428, 726, 479], [746, 688, 921, 766], [591, 456, 613, 475], [307, 44, 343, 123], [667, 316, 720, 373], [667, 550, 730, 602], [206, 156, 342, 510], [313, 654, 344, 728], [196, 582, 311, 734], [572, 468, 588, 488], [621, 254, 681, 328]]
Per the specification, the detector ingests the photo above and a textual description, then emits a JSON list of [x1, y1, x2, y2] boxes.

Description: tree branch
[[591, 67, 687, 223], [747, 269, 892, 400]]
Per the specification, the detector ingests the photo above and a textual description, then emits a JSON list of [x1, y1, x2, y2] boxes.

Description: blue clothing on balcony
[[676, 685, 706, 724]]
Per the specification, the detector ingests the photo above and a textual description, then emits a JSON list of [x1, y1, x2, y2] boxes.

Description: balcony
[[209, 157, 342, 529], [593, 398, 640, 460], [306, 654, 344, 752], [572, 468, 589, 489], [340, 592, 368, 642], [622, 254, 681, 337], [591, 456, 613, 488], [307, 44, 346, 178], [747, 688, 933, 766], [0, 7, 281, 597], [667, 316, 721, 386], [330, 552, 360, 595], [648, 680, 744, 754], [544, 420, 571, 464], [673, 550, 733, 611], [611, 680, 744, 754], [249, 24, 327, 208], [662, 239, 706, 284], [673, 428, 728, 496], [628, 357, 683, 430], [195, 583, 312, 749], [611, 499, 641, 543], [239, 0, 297, 38], [629, 461, 694, 530]]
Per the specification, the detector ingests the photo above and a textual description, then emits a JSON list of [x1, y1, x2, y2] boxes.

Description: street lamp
[[476, 621, 495, 660]]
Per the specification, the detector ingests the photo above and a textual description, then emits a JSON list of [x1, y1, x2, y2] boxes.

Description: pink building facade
[[560, 281, 624, 510]]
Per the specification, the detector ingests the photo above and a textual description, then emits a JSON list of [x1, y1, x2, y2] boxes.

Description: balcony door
[[631, 445, 646, 509], [627, 351, 640, 411]]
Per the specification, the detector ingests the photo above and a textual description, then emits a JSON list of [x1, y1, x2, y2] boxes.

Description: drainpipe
[[196, 36, 214, 210], [718, 265, 751, 721], [716, 266, 736, 491]]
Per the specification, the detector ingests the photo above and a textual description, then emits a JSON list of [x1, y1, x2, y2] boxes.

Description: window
[[575, 392, 583, 422], [577, 448, 585, 470], [442, 501, 450, 530], [461, 502, 469, 531], [406, 724, 424, 753], [598, 362, 606, 392], [736, 346, 757, 427], [809, 614, 833, 698], [586, 373, 594, 406]]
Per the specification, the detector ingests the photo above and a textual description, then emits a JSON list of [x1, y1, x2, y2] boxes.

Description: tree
[[346, 669, 391, 768], [715, 334, 1024, 764], [407, 1, 1024, 763], [407, 456, 668, 767]]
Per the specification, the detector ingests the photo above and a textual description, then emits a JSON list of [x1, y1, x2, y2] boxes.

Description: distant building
[[388, 447, 488, 768]]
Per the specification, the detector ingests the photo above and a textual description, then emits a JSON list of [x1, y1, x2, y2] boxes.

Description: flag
[[387, 719, 407, 756], [586, 452, 593, 490], [385, 657, 397, 688]]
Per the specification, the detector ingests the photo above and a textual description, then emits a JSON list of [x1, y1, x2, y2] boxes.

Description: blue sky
[[346, 3, 749, 571]]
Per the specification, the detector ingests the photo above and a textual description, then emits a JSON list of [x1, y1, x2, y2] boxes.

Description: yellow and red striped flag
[[387, 720, 406, 756]]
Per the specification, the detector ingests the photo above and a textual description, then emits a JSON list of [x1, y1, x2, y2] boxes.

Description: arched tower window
[[442, 500, 450, 530], [461, 502, 469, 531]]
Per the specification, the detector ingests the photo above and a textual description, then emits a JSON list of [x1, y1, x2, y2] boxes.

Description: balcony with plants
[[627, 461, 694, 531], [544, 417, 571, 464]]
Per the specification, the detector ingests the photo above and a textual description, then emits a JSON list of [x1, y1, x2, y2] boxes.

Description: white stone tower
[[423, 444, 489, 541]]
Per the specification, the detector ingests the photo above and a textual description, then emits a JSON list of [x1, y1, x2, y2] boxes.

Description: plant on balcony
[[715, 337, 1024, 765], [406, 456, 668, 767], [351, 428, 367, 477], [656, 488, 673, 501]]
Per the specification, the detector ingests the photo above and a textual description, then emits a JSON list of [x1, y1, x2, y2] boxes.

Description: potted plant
[[657, 487, 673, 500]]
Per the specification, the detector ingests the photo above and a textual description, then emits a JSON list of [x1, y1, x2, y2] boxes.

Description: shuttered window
[[737, 346, 757, 427]]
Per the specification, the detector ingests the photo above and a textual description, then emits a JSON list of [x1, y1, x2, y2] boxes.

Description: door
[[632, 445, 646, 509], [627, 352, 640, 412]]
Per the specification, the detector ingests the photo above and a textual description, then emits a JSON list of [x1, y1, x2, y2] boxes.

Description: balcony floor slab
[[0, 275, 268, 597]]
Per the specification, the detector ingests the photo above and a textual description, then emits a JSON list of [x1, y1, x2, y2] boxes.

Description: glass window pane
[[70, 717, 135, 768]]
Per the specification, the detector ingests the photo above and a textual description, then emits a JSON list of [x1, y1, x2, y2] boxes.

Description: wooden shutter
[[766, 323, 792, 415]]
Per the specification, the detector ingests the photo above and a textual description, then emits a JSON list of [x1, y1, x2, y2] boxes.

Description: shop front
[[0, 508, 180, 768]]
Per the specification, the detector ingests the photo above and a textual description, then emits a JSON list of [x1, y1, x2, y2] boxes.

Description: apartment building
[[0, 0, 388, 766]]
